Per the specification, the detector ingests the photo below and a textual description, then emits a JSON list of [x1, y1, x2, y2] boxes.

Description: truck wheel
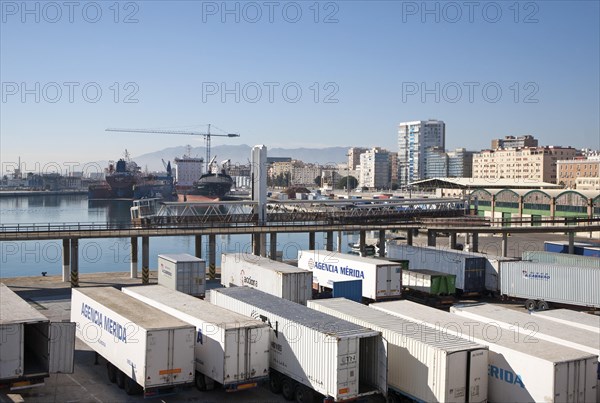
[[281, 378, 296, 401], [269, 372, 282, 394], [124, 377, 142, 395], [107, 363, 117, 383], [524, 299, 536, 311], [295, 384, 314, 403], [537, 300, 550, 311], [195, 372, 207, 391], [115, 370, 125, 389]]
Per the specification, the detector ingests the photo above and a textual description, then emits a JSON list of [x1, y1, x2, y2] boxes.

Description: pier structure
[[2, 198, 599, 286]]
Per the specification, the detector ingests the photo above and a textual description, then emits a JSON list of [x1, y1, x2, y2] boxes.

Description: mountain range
[[128, 145, 350, 172]]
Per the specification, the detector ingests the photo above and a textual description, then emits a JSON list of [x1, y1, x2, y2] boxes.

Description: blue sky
[[1, 1, 599, 170]]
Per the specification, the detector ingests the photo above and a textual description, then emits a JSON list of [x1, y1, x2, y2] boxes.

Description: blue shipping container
[[332, 280, 362, 302]]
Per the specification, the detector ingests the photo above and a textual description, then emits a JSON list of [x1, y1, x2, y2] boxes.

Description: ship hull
[[185, 173, 233, 199]]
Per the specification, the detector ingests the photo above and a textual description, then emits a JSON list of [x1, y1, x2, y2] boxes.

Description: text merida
[[314, 261, 365, 279], [81, 303, 128, 343]]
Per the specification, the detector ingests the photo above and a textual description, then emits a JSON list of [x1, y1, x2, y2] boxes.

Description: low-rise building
[[557, 159, 600, 189], [472, 146, 577, 184]]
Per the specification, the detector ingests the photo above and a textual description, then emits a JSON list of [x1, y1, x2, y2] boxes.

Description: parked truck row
[[386, 242, 600, 310]]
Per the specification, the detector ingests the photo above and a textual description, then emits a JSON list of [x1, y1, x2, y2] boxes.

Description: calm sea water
[[0, 195, 355, 278]]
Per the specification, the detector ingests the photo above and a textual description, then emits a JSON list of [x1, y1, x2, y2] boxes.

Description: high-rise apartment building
[[398, 120, 445, 185], [358, 148, 390, 189]]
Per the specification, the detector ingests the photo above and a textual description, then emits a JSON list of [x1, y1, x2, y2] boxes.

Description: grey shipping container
[[0, 284, 75, 390], [500, 261, 600, 308], [386, 243, 486, 293], [220, 253, 312, 304], [158, 254, 206, 297], [308, 298, 489, 403], [208, 287, 386, 402], [372, 300, 598, 403], [522, 251, 600, 269]]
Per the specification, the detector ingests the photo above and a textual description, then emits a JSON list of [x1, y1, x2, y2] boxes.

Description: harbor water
[[0, 194, 355, 278]]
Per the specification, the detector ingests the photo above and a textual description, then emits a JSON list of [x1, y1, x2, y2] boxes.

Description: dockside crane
[[106, 124, 240, 172]]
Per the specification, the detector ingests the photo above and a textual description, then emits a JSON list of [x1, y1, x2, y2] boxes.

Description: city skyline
[[2, 1, 599, 167]]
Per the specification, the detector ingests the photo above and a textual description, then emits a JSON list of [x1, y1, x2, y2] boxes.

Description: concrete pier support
[[326, 231, 334, 252], [309, 232, 316, 250], [253, 234, 261, 256], [260, 234, 267, 257], [130, 237, 138, 279], [208, 234, 216, 279], [407, 230, 413, 246], [427, 230, 437, 247], [195, 235, 202, 259], [359, 230, 366, 257], [70, 238, 79, 287], [141, 236, 149, 284], [501, 233, 508, 257], [378, 229, 386, 257], [337, 231, 343, 252], [270, 232, 277, 259], [471, 232, 479, 253], [449, 233, 457, 249], [62, 239, 70, 283], [568, 232, 575, 254]]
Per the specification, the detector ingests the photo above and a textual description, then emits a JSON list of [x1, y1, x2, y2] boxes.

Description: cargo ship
[[178, 157, 233, 201], [88, 151, 176, 200]]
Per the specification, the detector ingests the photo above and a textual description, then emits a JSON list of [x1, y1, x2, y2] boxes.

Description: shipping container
[[499, 261, 600, 309], [582, 246, 600, 257], [543, 241, 599, 255], [386, 243, 485, 293], [0, 284, 75, 390], [208, 287, 385, 402], [371, 300, 598, 403], [402, 269, 456, 295], [297, 250, 402, 301], [158, 254, 206, 297], [122, 285, 269, 391], [531, 309, 600, 334], [451, 303, 600, 402], [71, 287, 195, 397], [307, 298, 488, 403], [332, 280, 362, 302], [220, 253, 312, 304], [523, 251, 600, 268]]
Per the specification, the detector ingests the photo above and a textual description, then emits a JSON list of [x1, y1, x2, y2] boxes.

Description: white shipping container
[[307, 298, 488, 403], [386, 243, 486, 293], [451, 303, 600, 402], [297, 250, 401, 300], [221, 253, 312, 304], [371, 300, 598, 403], [158, 254, 206, 297], [531, 309, 600, 334], [500, 261, 600, 308], [0, 284, 74, 388], [122, 285, 270, 390], [208, 287, 386, 401], [71, 287, 195, 394]]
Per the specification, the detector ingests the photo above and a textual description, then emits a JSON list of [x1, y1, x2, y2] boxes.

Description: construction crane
[[105, 124, 240, 172]]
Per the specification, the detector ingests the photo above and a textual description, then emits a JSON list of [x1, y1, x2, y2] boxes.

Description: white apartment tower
[[359, 148, 390, 189], [398, 120, 445, 185]]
